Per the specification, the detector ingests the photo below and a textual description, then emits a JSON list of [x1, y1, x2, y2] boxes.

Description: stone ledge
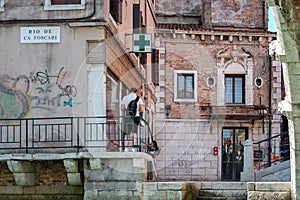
[[0, 186, 23, 194], [157, 182, 187, 190], [143, 182, 158, 191], [50, 185, 83, 194], [0, 153, 91, 161], [84, 181, 140, 191], [0, 186, 83, 195], [0, 152, 152, 162], [0, 194, 83, 200], [248, 182, 291, 192], [84, 154, 154, 182], [248, 191, 290, 200], [201, 182, 247, 190], [199, 189, 247, 198]]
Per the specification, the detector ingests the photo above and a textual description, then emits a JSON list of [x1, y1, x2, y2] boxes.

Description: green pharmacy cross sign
[[133, 34, 152, 53]]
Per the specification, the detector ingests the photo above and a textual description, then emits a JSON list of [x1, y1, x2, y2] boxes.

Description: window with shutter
[[152, 49, 159, 86], [133, 4, 141, 33], [117, 0, 122, 24], [110, 0, 122, 24]]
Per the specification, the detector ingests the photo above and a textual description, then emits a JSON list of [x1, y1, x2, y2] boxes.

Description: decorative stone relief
[[215, 45, 254, 106]]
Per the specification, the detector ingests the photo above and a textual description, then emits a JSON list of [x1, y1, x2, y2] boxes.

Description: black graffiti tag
[[31, 67, 65, 85], [58, 84, 78, 97]]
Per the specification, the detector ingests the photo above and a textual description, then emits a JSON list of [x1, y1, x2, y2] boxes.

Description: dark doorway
[[222, 128, 248, 181]]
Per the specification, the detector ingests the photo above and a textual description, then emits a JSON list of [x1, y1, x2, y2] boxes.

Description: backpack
[[127, 96, 139, 116]]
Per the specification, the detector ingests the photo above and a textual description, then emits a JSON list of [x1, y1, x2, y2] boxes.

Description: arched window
[[216, 46, 253, 106], [224, 62, 246, 104]]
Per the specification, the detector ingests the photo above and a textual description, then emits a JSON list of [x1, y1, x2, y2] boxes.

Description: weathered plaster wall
[[0, 0, 104, 21], [0, 25, 105, 118], [156, 0, 203, 16], [156, 0, 267, 29], [211, 0, 266, 28]]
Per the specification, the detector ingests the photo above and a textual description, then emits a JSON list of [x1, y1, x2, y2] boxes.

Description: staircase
[[255, 160, 290, 181], [195, 181, 291, 200], [196, 182, 247, 200], [247, 182, 291, 200]]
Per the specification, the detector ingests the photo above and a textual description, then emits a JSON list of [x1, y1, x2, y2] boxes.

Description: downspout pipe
[[262, 0, 266, 31], [267, 54, 273, 167]]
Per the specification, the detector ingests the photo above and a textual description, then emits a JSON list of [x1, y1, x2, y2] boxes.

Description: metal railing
[[0, 116, 153, 154], [253, 133, 290, 170]]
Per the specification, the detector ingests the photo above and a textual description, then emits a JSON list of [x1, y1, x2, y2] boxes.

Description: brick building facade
[[153, 0, 281, 181]]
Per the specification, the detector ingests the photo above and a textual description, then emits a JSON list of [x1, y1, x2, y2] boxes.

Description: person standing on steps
[[121, 87, 144, 151]]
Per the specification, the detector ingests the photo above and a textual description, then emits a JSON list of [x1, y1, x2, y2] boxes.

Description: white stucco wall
[[0, 24, 106, 118]]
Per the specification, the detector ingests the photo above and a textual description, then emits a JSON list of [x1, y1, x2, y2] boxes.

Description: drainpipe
[[267, 54, 272, 167], [262, 0, 266, 31]]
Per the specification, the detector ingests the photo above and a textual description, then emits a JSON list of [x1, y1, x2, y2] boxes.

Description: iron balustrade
[[0, 116, 153, 154], [253, 133, 290, 170]]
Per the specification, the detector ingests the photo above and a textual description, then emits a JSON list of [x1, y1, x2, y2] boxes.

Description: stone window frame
[[217, 61, 253, 106], [225, 74, 245, 104], [174, 70, 197, 103], [216, 46, 254, 106], [44, 0, 86, 11], [0, 0, 4, 12]]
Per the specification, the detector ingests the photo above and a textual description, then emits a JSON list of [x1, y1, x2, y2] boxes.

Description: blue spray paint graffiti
[[0, 82, 31, 119], [0, 67, 81, 118]]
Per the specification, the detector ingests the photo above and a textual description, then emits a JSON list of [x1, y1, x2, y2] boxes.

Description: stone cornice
[[155, 28, 277, 42]]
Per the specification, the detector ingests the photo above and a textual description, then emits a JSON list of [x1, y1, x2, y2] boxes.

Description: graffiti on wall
[[0, 67, 80, 119], [0, 82, 30, 119], [30, 67, 78, 97]]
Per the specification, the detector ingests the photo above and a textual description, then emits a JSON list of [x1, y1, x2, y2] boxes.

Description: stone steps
[[247, 182, 291, 200], [195, 182, 291, 200], [197, 197, 246, 200], [196, 182, 247, 200]]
